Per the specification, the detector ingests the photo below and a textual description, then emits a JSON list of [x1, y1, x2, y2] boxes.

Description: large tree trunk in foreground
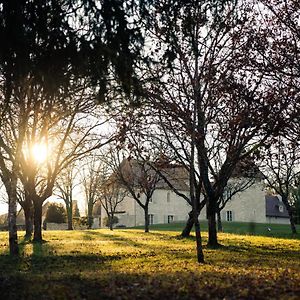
[[8, 173, 19, 255], [22, 195, 34, 238], [144, 206, 149, 233], [66, 203, 73, 230], [207, 199, 219, 248], [24, 205, 34, 238], [193, 210, 204, 263], [217, 210, 223, 232], [181, 210, 194, 237], [33, 199, 43, 242]]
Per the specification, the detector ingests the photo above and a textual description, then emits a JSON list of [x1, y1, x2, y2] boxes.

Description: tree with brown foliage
[[139, 1, 296, 253], [257, 137, 299, 234]]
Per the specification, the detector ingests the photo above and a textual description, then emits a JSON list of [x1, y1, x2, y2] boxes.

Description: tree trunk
[[207, 199, 219, 248], [193, 209, 204, 263], [33, 199, 43, 242], [67, 203, 73, 230], [87, 203, 93, 229], [144, 206, 149, 233], [283, 198, 297, 234], [24, 205, 34, 238], [8, 172, 19, 255], [217, 210, 223, 232], [109, 215, 113, 231], [181, 210, 194, 237]]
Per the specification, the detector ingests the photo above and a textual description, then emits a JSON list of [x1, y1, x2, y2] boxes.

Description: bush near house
[[45, 203, 67, 224], [103, 215, 119, 227]]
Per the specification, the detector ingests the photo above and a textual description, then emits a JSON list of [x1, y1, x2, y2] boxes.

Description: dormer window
[[167, 191, 171, 203], [279, 205, 284, 213]]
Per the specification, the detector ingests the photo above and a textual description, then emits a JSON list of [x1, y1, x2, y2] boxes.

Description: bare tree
[[0, 0, 147, 254], [55, 162, 81, 230], [216, 178, 256, 232], [258, 137, 300, 234], [137, 1, 296, 253], [16, 183, 33, 238], [81, 154, 106, 229], [0, 77, 114, 242], [100, 179, 127, 230], [107, 141, 162, 233]]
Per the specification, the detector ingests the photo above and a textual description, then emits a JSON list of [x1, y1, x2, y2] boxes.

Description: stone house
[[99, 159, 291, 227]]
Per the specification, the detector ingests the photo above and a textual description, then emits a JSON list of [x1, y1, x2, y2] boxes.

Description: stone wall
[[99, 180, 292, 227], [44, 223, 68, 230]]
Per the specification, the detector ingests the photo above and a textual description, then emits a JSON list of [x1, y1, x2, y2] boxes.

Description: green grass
[[0, 229, 299, 299], [144, 221, 300, 239]]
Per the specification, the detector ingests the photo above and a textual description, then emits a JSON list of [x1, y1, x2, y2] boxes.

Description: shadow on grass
[[0, 264, 299, 300], [83, 230, 146, 248], [81, 229, 300, 264]]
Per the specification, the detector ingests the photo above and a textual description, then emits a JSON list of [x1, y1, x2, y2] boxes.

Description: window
[[279, 205, 284, 213], [167, 191, 171, 203], [149, 197, 153, 203], [167, 215, 174, 223], [148, 214, 154, 225], [226, 211, 233, 222]]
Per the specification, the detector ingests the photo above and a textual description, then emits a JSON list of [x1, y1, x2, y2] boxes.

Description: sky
[[0, 193, 86, 217]]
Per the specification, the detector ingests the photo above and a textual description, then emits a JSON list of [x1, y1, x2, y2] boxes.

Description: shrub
[[104, 216, 119, 227], [45, 203, 67, 223]]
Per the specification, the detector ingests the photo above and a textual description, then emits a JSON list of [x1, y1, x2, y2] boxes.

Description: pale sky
[[0, 194, 86, 217]]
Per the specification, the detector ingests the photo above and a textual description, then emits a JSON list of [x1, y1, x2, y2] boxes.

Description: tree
[[138, 0, 295, 252], [291, 180, 300, 224], [55, 162, 81, 230], [16, 184, 33, 238], [100, 183, 127, 230], [81, 154, 105, 229], [0, 0, 145, 254], [0, 77, 114, 242], [98, 161, 127, 230], [257, 137, 299, 234], [249, 0, 300, 138], [108, 141, 163, 233], [103, 215, 119, 228], [45, 203, 67, 224]]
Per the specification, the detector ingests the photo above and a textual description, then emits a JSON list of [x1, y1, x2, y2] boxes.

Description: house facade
[[100, 188, 191, 227], [99, 180, 290, 227], [98, 159, 291, 228], [206, 179, 267, 224]]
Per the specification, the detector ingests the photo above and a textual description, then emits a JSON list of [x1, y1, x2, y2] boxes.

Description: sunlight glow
[[31, 143, 48, 164]]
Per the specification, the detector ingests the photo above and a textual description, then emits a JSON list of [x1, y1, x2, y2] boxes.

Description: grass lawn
[[0, 230, 300, 299], [144, 221, 300, 239]]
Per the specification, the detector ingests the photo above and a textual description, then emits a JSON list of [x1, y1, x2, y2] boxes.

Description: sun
[[31, 143, 48, 164]]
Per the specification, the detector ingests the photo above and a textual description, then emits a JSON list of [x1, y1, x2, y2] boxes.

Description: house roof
[[115, 159, 190, 192], [156, 165, 189, 191], [117, 158, 265, 193], [265, 195, 289, 218], [232, 157, 264, 179]]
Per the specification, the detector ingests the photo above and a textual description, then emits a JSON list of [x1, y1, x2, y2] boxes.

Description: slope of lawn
[[144, 221, 300, 239], [0, 229, 299, 299]]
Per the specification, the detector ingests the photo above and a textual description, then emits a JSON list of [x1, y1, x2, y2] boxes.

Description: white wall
[[100, 180, 291, 227], [221, 180, 266, 223], [101, 189, 191, 227], [266, 217, 290, 224]]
